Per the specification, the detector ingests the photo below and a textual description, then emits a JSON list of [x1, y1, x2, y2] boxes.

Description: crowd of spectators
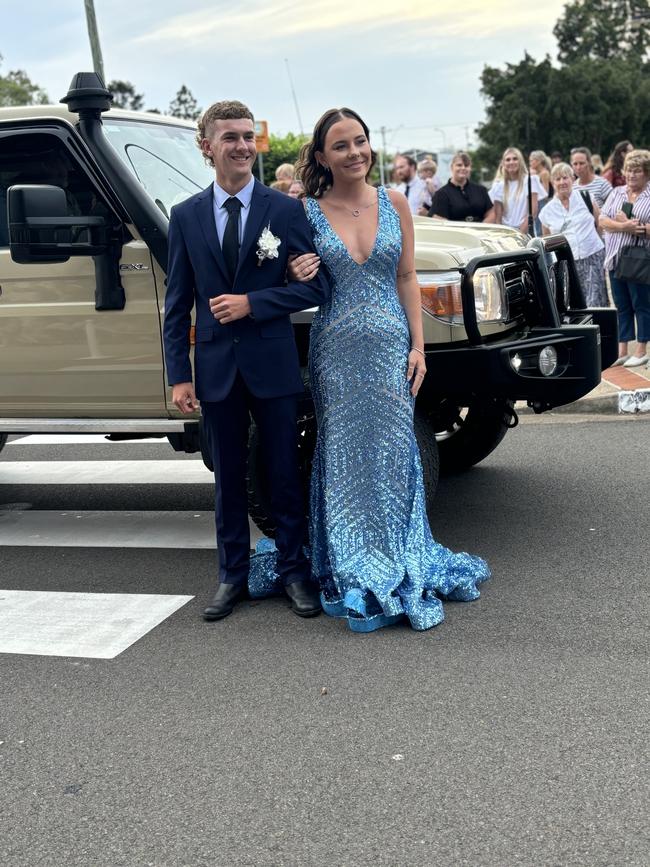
[[269, 138, 649, 369]]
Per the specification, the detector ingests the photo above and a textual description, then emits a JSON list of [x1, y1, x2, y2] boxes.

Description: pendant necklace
[[331, 194, 377, 218]]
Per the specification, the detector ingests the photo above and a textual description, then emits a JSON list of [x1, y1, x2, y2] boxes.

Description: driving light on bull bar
[[538, 345, 558, 376], [473, 267, 508, 322]]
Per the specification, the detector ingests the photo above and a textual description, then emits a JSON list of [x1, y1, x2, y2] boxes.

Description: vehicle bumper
[[424, 309, 618, 412]]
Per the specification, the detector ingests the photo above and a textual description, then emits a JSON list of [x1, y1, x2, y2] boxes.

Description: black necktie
[[222, 197, 242, 283], [404, 183, 410, 199]]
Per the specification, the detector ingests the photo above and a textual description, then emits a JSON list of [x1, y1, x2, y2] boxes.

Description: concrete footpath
[[519, 340, 650, 415]]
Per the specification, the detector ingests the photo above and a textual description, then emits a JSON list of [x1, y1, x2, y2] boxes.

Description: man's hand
[[172, 382, 199, 414], [210, 294, 251, 324]]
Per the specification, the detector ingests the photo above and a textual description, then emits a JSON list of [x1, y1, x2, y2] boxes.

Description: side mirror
[[8, 184, 109, 264]]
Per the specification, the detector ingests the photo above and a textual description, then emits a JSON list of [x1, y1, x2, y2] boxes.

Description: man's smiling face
[[202, 117, 257, 190]]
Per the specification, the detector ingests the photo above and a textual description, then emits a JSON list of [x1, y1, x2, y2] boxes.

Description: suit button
[[233, 337, 240, 344]]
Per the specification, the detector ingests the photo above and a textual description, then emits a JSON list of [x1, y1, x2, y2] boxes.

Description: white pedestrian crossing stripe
[[0, 590, 194, 658], [0, 435, 264, 657], [0, 509, 263, 549], [8, 435, 167, 445], [0, 460, 213, 485]]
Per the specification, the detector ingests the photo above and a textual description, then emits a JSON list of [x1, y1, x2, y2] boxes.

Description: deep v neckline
[[313, 189, 382, 267]]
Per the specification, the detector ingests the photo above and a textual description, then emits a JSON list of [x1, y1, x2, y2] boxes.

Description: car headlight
[[417, 268, 508, 324], [417, 271, 463, 323], [473, 266, 508, 322]]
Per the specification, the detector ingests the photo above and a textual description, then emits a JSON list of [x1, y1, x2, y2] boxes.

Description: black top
[[428, 180, 493, 222]]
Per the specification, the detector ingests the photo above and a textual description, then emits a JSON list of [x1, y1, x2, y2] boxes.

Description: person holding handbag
[[599, 149, 650, 367]]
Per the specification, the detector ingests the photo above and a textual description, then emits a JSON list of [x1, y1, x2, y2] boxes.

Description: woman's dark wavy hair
[[296, 108, 377, 198], [605, 139, 633, 175]]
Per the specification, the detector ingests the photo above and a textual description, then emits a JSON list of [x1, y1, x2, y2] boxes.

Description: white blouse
[[540, 190, 604, 260], [489, 175, 547, 230]]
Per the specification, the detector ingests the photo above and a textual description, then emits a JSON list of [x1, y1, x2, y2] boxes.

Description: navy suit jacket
[[163, 179, 329, 402]]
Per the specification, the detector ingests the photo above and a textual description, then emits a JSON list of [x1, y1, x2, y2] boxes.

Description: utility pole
[[284, 58, 304, 136], [84, 0, 105, 83], [379, 126, 387, 185]]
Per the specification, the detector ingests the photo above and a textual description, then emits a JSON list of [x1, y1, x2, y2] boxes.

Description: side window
[[0, 131, 109, 248]]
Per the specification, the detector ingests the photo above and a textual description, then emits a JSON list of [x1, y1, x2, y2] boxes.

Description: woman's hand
[[407, 349, 427, 397], [288, 252, 320, 282]]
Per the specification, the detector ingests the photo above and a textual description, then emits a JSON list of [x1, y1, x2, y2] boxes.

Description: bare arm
[[493, 201, 503, 224], [388, 189, 427, 396], [599, 212, 639, 234]]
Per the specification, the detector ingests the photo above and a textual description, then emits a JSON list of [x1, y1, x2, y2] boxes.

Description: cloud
[[134, 0, 567, 50]]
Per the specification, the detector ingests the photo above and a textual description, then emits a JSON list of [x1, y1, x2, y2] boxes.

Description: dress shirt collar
[[213, 175, 255, 210]]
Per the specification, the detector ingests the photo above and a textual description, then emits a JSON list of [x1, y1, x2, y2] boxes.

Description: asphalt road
[[0, 416, 648, 867]]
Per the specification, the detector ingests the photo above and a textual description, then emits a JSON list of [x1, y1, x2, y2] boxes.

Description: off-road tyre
[[433, 398, 516, 475]]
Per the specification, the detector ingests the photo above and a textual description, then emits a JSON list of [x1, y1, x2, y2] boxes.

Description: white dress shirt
[[397, 175, 431, 214], [212, 175, 255, 246]]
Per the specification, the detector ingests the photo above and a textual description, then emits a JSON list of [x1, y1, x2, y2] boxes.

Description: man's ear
[[200, 139, 212, 158]]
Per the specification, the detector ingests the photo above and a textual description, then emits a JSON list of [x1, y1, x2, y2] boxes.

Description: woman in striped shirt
[[571, 147, 612, 207], [600, 150, 650, 367]]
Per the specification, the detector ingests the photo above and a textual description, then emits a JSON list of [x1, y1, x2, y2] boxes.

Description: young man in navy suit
[[163, 100, 329, 621]]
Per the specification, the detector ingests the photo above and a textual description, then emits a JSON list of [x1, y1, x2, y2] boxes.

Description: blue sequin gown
[[304, 186, 489, 631], [248, 186, 489, 631]]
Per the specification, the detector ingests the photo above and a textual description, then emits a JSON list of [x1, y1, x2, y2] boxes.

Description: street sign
[[255, 120, 269, 153]]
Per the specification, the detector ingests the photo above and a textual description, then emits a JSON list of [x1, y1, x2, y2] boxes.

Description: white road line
[[0, 590, 194, 659], [0, 460, 213, 485], [8, 435, 168, 445], [0, 510, 264, 549]]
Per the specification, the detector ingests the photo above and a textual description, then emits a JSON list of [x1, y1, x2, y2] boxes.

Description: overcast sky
[[3, 0, 568, 154]]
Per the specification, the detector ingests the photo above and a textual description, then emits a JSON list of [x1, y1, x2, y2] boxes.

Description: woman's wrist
[[411, 346, 425, 357]]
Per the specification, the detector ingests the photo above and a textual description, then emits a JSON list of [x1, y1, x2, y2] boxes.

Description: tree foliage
[[476, 2, 650, 171], [0, 55, 49, 106], [260, 132, 309, 181], [553, 0, 650, 63], [168, 85, 201, 121], [108, 80, 144, 111]]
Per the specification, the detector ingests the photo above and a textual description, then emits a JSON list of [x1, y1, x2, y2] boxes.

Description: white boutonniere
[[256, 224, 281, 267]]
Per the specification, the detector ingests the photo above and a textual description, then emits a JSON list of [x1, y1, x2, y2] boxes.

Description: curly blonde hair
[[196, 100, 254, 167]]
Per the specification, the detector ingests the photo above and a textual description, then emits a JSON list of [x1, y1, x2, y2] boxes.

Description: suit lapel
[[235, 180, 271, 283], [195, 186, 229, 284]]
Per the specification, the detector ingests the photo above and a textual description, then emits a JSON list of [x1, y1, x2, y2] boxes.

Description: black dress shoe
[[284, 580, 322, 617], [203, 583, 245, 621]]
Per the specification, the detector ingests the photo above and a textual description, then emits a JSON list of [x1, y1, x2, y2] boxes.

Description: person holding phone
[[599, 149, 650, 367]]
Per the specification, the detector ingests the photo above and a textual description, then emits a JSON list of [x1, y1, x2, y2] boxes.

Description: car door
[[0, 124, 166, 417]]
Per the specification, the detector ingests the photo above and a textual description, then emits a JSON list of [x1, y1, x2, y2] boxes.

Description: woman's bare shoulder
[[387, 187, 409, 214]]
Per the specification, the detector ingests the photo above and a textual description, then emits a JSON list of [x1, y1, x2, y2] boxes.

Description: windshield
[[102, 118, 214, 218]]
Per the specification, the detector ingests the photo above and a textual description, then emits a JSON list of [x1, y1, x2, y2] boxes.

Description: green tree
[[169, 85, 201, 121], [476, 55, 650, 171], [108, 79, 144, 111], [553, 0, 650, 64], [262, 131, 309, 182], [475, 53, 556, 169], [0, 55, 49, 106]]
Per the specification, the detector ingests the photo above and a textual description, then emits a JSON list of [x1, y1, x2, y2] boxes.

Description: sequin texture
[[305, 186, 490, 631]]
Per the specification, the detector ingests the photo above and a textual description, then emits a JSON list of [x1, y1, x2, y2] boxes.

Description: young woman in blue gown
[[255, 108, 490, 632]]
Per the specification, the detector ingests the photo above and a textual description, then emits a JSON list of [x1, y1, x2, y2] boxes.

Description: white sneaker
[[623, 354, 649, 367]]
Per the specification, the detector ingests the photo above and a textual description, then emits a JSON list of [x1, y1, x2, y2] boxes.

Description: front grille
[[503, 263, 535, 323]]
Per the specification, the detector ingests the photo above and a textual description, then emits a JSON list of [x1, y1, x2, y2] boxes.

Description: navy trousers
[[201, 374, 309, 588]]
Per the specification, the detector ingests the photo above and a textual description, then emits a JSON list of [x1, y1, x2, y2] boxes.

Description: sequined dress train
[[249, 186, 489, 631]]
